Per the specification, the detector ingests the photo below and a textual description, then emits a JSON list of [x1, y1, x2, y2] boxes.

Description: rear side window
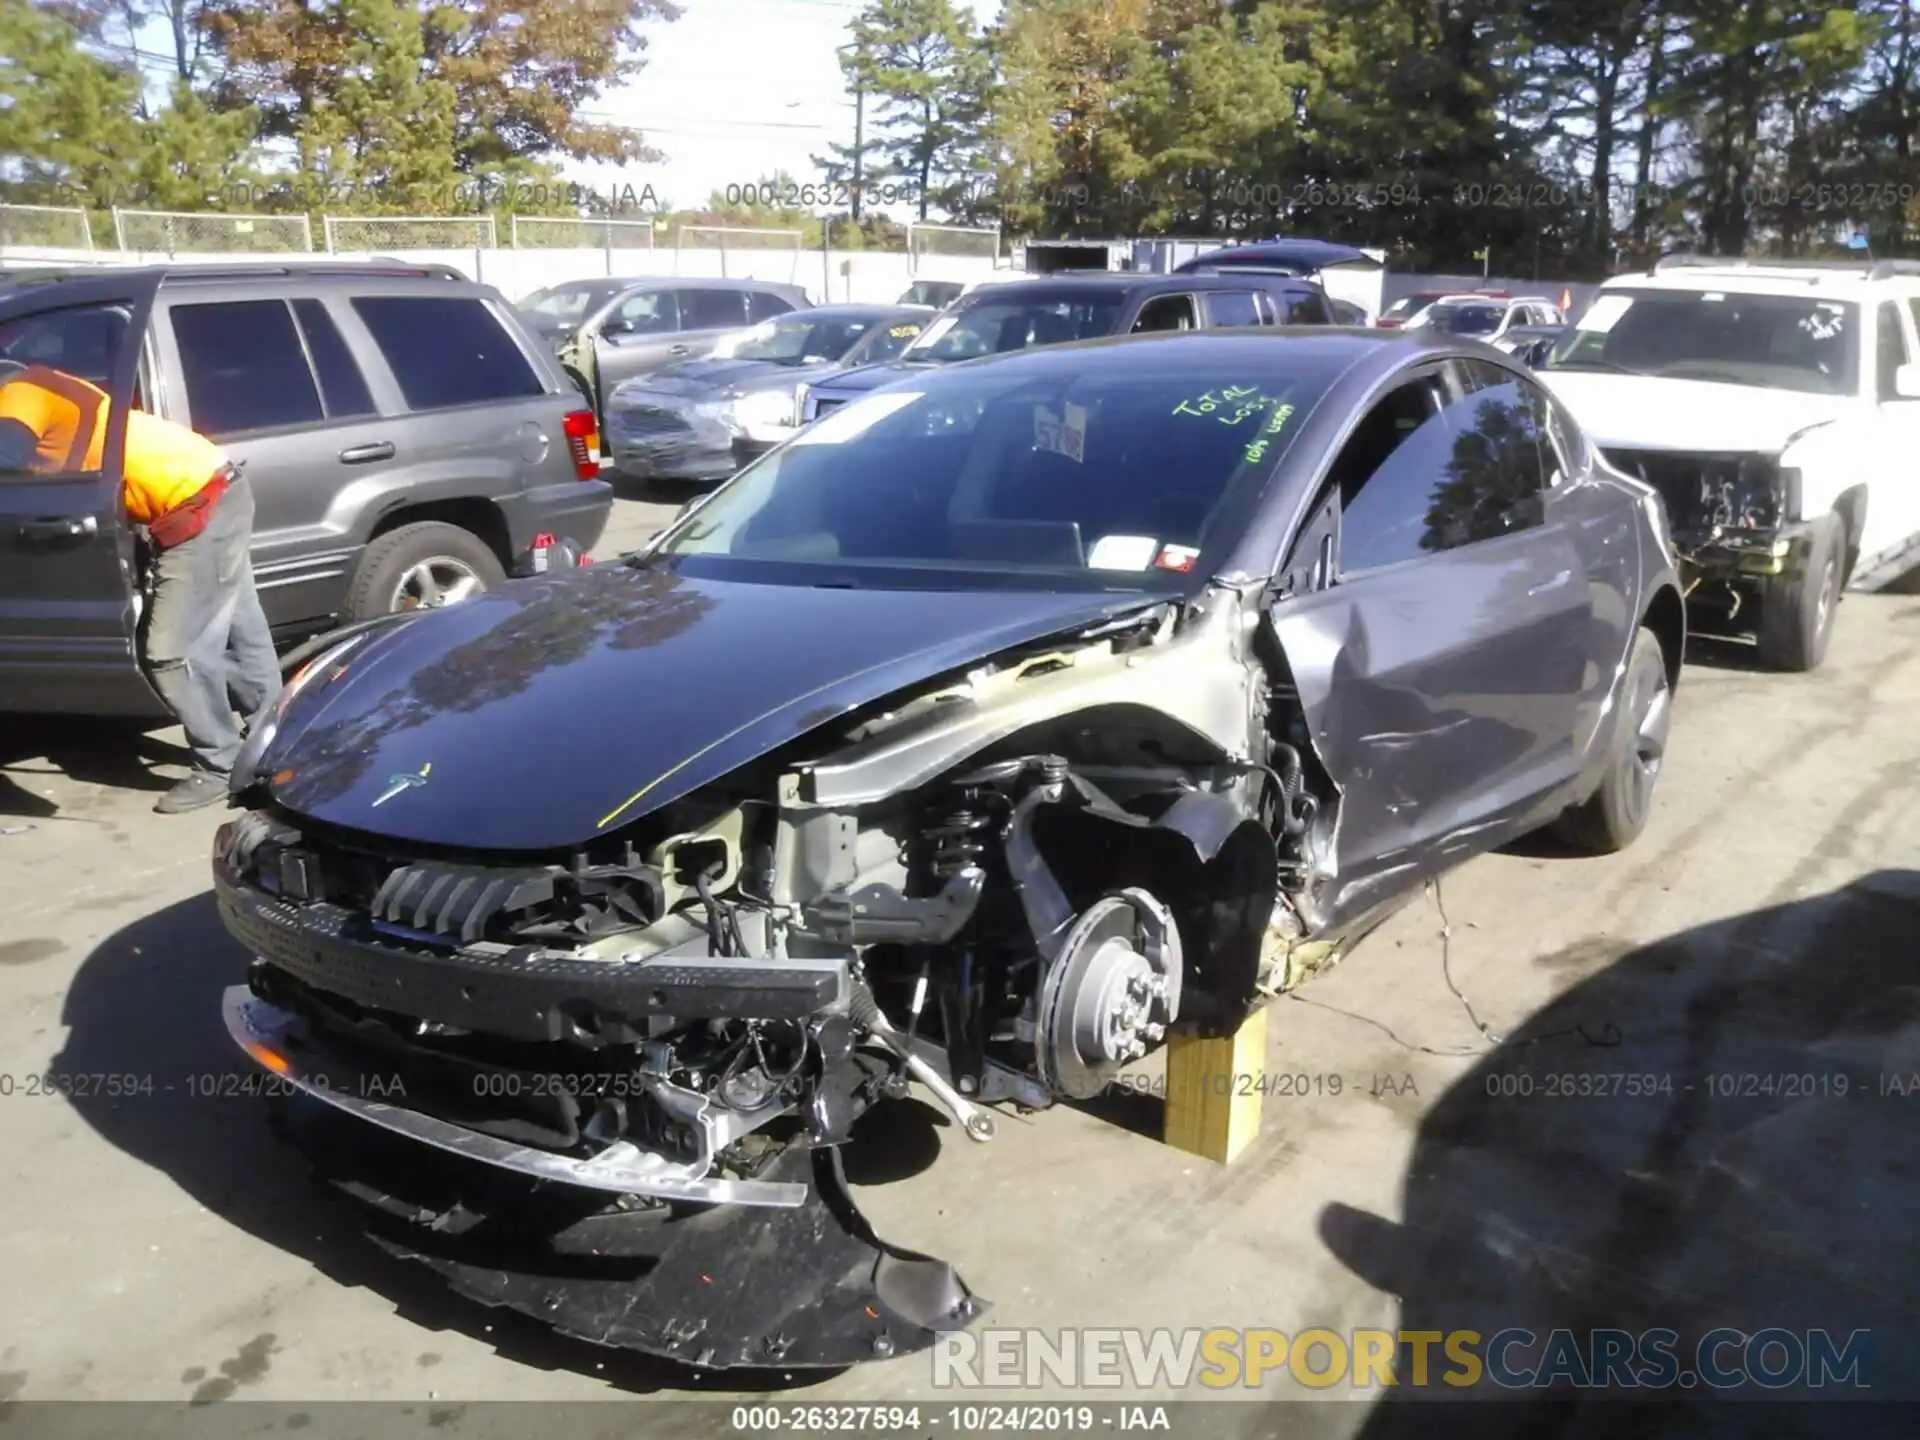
[[352, 296, 544, 411], [1877, 302, 1911, 401], [1204, 291, 1261, 328], [748, 290, 796, 322], [291, 299, 376, 419], [1131, 294, 1197, 333], [1285, 291, 1331, 324], [170, 300, 324, 437], [680, 289, 749, 329]]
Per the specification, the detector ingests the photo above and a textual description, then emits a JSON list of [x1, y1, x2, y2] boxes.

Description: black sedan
[[210, 329, 1685, 1372], [602, 303, 932, 483]]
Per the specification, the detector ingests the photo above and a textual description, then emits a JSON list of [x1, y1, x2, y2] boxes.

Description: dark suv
[[799, 271, 1335, 421], [0, 262, 612, 719]]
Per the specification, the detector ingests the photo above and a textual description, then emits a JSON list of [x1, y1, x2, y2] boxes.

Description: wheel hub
[[393, 558, 485, 611], [1035, 889, 1183, 1100]]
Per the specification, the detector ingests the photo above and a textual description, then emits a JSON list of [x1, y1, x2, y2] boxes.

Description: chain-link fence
[[322, 215, 497, 252], [907, 222, 1002, 272], [0, 204, 94, 250], [510, 215, 657, 249], [112, 208, 313, 253], [675, 225, 804, 280]]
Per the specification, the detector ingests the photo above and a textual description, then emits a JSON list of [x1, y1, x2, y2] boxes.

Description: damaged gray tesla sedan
[[212, 329, 1685, 1371]]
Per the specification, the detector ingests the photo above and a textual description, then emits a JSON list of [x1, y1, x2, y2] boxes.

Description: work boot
[[155, 771, 230, 814]]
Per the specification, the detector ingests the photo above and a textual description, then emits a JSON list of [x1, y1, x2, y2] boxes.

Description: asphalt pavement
[[1, 494, 1916, 1430]]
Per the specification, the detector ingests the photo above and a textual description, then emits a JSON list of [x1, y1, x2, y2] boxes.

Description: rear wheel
[[1552, 625, 1671, 855], [345, 522, 505, 621], [1755, 512, 1843, 673]]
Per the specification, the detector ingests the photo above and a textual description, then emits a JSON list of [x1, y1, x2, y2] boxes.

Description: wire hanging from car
[[1284, 875, 1622, 1055]]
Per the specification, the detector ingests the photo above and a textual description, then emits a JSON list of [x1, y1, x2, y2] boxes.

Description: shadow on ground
[[49, 891, 945, 1394], [1320, 869, 1920, 1438], [0, 718, 191, 816]]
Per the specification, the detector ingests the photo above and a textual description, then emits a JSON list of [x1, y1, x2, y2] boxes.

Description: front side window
[[170, 299, 324, 436], [1543, 288, 1861, 397], [653, 362, 1331, 590], [611, 289, 678, 334], [0, 302, 132, 476], [1333, 367, 1548, 575], [352, 296, 545, 411]]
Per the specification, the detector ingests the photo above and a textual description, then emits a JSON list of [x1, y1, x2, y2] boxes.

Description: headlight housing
[[725, 388, 801, 442], [229, 631, 372, 794]]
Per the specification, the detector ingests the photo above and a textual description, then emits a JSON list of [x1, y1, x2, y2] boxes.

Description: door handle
[[667, 344, 692, 356], [339, 442, 396, 464], [1528, 568, 1573, 596], [18, 515, 98, 544]]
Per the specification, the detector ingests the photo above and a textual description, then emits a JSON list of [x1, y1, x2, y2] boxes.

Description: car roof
[[961, 273, 1318, 303], [1173, 239, 1381, 274], [0, 261, 495, 314], [1599, 266, 1909, 300]]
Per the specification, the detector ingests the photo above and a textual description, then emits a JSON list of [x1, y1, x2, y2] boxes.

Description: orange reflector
[[242, 1040, 292, 1076]]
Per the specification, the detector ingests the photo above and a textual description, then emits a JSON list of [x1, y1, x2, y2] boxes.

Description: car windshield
[[1428, 303, 1504, 335], [901, 294, 1125, 363], [1542, 289, 1860, 395], [851, 315, 930, 364], [725, 313, 887, 366], [520, 283, 624, 322], [650, 360, 1328, 591]]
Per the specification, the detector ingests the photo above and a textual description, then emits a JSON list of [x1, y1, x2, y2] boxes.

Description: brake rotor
[[1034, 888, 1183, 1100]]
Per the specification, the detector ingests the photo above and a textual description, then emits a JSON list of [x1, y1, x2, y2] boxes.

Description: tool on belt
[[146, 462, 236, 551]]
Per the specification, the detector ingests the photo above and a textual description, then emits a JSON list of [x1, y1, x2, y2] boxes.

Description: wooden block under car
[[1162, 1003, 1268, 1165]]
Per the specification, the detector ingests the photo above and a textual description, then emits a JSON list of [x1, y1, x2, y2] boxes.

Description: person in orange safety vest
[[0, 362, 281, 813]]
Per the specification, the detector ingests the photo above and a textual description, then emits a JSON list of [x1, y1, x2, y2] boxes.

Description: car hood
[[259, 563, 1154, 852], [814, 360, 938, 397], [1540, 371, 1851, 453], [622, 357, 823, 401]]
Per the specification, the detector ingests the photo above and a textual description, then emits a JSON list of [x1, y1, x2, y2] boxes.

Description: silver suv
[[0, 262, 612, 719]]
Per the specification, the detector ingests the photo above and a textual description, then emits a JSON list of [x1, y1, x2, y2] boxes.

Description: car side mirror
[[1895, 363, 1920, 400], [601, 318, 635, 337]]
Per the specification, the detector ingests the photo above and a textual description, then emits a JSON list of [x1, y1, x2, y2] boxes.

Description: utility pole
[[851, 78, 866, 224]]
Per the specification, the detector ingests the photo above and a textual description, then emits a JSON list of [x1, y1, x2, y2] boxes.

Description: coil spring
[[921, 792, 998, 879]]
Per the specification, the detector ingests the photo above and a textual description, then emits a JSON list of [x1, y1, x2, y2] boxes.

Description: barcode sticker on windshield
[[1035, 403, 1087, 462]]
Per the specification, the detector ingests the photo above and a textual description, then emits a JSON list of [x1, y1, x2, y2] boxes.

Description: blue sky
[[572, 0, 1002, 210]]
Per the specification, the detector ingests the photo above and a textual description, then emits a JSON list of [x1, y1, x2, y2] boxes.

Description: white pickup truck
[[1538, 256, 1920, 671]]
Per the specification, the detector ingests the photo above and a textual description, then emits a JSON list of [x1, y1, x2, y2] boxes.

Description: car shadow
[[603, 467, 713, 510], [0, 718, 191, 815], [1319, 869, 1920, 1436], [48, 892, 851, 1394]]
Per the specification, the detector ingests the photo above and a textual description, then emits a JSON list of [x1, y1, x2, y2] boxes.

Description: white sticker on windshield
[[1088, 534, 1158, 571], [1577, 296, 1631, 333], [790, 389, 923, 446], [1034, 402, 1087, 462], [1801, 303, 1846, 341]]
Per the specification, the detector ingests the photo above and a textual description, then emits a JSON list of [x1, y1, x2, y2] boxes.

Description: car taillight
[[562, 409, 600, 479]]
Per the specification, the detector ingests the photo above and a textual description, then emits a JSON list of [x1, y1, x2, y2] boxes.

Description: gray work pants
[[140, 477, 281, 774]]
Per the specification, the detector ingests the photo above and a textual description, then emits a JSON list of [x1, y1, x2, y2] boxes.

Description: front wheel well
[[1641, 582, 1686, 690], [1831, 486, 1867, 583], [368, 499, 511, 569]]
